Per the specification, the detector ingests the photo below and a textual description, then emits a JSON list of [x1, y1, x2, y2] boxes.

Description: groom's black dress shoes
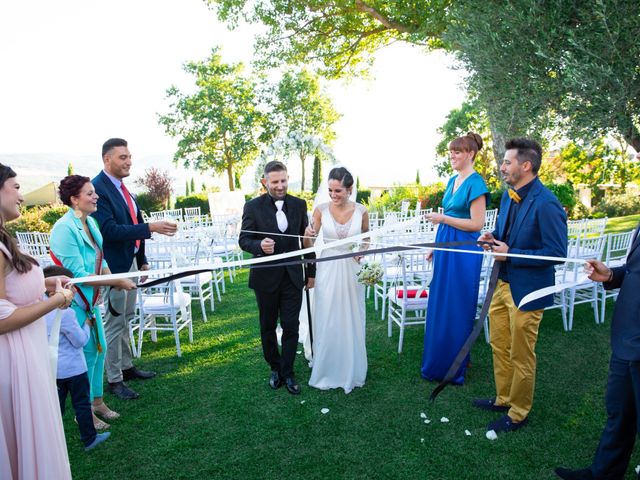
[[269, 370, 282, 389], [554, 467, 594, 480], [284, 377, 301, 395], [122, 367, 156, 381]]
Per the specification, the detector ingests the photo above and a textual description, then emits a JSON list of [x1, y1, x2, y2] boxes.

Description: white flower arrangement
[[356, 261, 383, 286]]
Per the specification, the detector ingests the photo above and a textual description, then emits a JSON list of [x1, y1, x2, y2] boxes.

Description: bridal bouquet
[[356, 261, 383, 286]]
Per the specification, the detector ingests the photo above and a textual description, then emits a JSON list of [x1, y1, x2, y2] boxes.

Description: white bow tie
[[275, 200, 288, 233]]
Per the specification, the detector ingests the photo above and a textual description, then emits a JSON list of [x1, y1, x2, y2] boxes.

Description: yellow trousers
[[489, 280, 544, 422]]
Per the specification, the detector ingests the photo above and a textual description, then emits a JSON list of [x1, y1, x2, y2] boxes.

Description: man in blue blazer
[[475, 138, 568, 433], [91, 138, 177, 400], [556, 158, 640, 479]]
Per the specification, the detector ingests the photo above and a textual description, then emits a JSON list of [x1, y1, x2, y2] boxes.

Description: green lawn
[[64, 266, 640, 479], [604, 213, 640, 234]]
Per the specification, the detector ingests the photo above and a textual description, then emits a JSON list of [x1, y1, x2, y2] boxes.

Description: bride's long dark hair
[[0, 164, 38, 273]]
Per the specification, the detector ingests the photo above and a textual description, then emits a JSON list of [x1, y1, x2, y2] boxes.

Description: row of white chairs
[[379, 227, 636, 353]]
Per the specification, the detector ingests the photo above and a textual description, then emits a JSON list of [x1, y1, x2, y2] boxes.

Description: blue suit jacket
[[91, 171, 150, 274], [605, 226, 640, 361], [493, 177, 568, 311]]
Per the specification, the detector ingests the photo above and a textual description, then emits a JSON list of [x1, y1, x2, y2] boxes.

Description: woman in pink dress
[[0, 163, 75, 480]]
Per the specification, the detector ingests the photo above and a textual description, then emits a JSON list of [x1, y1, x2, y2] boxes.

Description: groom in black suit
[[239, 161, 315, 395]]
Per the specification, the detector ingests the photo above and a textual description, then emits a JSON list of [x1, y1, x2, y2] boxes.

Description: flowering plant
[[356, 261, 383, 286]]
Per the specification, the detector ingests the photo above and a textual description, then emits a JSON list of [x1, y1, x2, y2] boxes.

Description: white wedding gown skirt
[[308, 203, 367, 393]]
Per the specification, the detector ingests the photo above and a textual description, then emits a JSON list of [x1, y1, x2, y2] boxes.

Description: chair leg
[[199, 294, 207, 322], [398, 322, 405, 354], [568, 289, 576, 331], [591, 285, 599, 324], [172, 311, 182, 357], [137, 315, 145, 358], [599, 288, 606, 325]]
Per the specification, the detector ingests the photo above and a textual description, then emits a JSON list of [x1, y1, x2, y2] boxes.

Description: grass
[[64, 263, 640, 480], [604, 213, 640, 234]]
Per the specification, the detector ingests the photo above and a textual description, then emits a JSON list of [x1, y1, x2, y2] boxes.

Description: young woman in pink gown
[[0, 163, 75, 480]]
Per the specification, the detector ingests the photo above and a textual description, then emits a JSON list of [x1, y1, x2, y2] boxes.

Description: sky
[[0, 0, 467, 193]]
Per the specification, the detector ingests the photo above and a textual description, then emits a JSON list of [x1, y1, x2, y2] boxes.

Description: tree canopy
[[158, 48, 268, 191], [206, 1, 451, 78]]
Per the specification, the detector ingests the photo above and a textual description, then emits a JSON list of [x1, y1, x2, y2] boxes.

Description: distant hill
[[0, 153, 224, 196]]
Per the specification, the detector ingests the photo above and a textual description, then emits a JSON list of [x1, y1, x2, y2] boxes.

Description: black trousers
[[57, 372, 96, 447], [254, 274, 303, 379], [590, 354, 640, 479]]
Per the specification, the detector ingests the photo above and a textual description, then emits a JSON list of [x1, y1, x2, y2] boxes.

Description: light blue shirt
[[45, 306, 91, 379]]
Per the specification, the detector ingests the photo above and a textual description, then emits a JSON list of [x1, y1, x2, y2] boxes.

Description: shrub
[[41, 205, 69, 225], [367, 183, 446, 213], [175, 193, 210, 215], [135, 192, 164, 214], [593, 192, 640, 217], [6, 206, 55, 235], [546, 183, 577, 214], [356, 189, 371, 205]]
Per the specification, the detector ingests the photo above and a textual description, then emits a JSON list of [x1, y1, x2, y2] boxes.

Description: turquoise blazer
[[49, 209, 109, 335]]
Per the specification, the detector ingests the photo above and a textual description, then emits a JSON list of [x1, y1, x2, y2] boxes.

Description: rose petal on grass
[[486, 430, 498, 440], [420, 412, 427, 419], [465, 430, 471, 436], [321, 408, 330, 414], [440, 417, 449, 423], [424, 419, 431, 424], [420, 438, 425, 443], [300, 400, 306, 405], [636, 465, 640, 475]]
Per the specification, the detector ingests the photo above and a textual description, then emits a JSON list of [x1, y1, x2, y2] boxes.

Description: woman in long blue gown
[[421, 132, 491, 384]]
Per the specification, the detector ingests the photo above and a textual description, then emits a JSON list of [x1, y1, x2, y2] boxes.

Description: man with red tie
[[92, 138, 177, 400]]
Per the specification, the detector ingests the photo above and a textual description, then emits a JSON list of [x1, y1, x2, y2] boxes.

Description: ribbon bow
[[507, 188, 521, 204]]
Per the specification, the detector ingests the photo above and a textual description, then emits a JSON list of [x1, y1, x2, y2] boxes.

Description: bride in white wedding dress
[[304, 167, 369, 393]]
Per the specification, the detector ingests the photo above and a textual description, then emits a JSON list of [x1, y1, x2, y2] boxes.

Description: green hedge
[[593, 192, 640, 217], [6, 205, 69, 236], [175, 193, 210, 215], [135, 192, 165, 214]]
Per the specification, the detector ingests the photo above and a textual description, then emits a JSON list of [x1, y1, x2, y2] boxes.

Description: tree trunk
[[488, 114, 507, 178], [621, 122, 640, 152], [300, 153, 306, 191], [226, 161, 234, 191]]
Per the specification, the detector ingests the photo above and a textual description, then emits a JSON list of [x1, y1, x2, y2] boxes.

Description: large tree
[[158, 48, 268, 191], [207, 0, 640, 165], [444, 0, 640, 159], [207, 1, 451, 78], [435, 100, 500, 190], [269, 69, 340, 190]]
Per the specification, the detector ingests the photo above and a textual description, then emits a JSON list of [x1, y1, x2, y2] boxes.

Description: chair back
[[604, 230, 634, 267], [482, 209, 498, 233], [16, 231, 52, 266]]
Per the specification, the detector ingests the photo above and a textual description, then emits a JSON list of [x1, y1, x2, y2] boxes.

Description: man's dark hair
[[505, 138, 542, 174], [263, 160, 287, 177], [43, 265, 74, 279], [102, 138, 128, 158]]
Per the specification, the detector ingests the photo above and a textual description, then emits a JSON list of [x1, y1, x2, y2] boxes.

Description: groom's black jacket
[[239, 193, 315, 293]]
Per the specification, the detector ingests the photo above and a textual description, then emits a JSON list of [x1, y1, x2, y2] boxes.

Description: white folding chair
[[567, 219, 585, 239], [599, 230, 635, 323], [583, 217, 607, 237], [132, 257, 193, 357], [387, 251, 430, 353], [482, 209, 498, 233], [565, 235, 605, 330], [16, 231, 53, 267]]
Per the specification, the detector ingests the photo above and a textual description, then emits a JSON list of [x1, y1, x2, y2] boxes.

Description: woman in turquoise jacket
[[50, 175, 136, 430]]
